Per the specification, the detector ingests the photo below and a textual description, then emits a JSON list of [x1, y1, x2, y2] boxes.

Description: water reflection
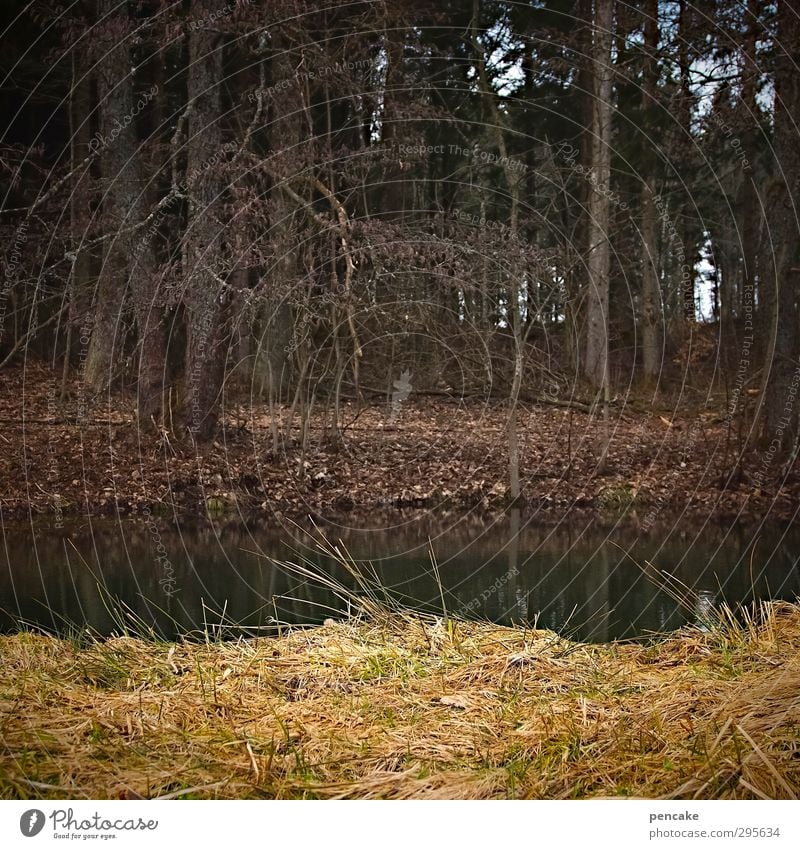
[[1, 512, 798, 642]]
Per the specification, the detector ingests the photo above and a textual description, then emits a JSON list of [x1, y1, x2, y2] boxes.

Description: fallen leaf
[[438, 694, 470, 709]]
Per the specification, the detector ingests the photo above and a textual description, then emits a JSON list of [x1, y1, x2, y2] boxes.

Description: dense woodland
[[1, 0, 799, 502], [4, 1, 800, 806]]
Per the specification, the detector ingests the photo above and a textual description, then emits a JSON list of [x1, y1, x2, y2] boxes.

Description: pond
[[1, 510, 798, 642]]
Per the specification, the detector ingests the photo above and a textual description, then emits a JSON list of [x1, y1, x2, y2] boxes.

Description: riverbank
[[1, 363, 797, 522], [1, 602, 799, 799]]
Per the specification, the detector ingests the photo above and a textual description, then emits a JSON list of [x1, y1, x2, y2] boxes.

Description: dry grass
[[1, 599, 799, 800]]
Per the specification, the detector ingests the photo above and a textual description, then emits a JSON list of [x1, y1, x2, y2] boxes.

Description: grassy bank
[[1, 601, 799, 800]]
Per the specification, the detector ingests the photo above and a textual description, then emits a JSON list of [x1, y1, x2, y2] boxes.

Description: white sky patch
[[370, 44, 389, 143], [480, 18, 525, 97], [695, 233, 716, 322]]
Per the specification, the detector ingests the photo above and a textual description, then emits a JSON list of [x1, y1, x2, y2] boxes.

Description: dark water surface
[[1, 511, 798, 642]]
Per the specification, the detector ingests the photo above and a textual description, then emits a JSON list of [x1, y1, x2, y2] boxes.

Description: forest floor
[[1, 601, 799, 799], [1, 361, 797, 523]]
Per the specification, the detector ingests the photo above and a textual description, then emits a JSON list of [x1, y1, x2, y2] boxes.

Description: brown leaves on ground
[[0, 362, 796, 522], [0, 602, 799, 800]]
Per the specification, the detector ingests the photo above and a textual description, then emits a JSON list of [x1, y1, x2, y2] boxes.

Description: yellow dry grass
[[1, 603, 799, 800]]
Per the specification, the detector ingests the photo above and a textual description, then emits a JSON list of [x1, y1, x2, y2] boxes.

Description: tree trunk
[[737, 0, 759, 363], [471, 0, 524, 500], [83, 2, 129, 394], [83, 0, 166, 422], [377, 17, 406, 221], [64, 47, 94, 401], [676, 0, 696, 327], [183, 2, 226, 441], [565, 0, 594, 376], [261, 34, 306, 424], [763, 0, 800, 453], [583, 0, 613, 389], [640, 0, 661, 381]]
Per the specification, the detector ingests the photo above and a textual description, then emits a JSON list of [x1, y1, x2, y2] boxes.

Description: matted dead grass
[[1, 602, 799, 800]]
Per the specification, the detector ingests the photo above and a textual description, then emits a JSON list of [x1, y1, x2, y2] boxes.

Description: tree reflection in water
[[1, 514, 798, 642]]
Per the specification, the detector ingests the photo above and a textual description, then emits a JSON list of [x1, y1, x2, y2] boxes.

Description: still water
[[1, 511, 798, 642]]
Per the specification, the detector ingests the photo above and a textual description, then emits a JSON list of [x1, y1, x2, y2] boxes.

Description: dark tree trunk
[[763, 0, 800, 453], [583, 0, 613, 389], [737, 0, 760, 362], [676, 0, 696, 327], [377, 17, 406, 221], [564, 0, 594, 376], [64, 46, 95, 401], [640, 0, 661, 381], [83, 1, 130, 394], [83, 0, 167, 423], [183, 2, 226, 441]]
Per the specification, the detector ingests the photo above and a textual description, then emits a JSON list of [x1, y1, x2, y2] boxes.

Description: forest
[[1, 0, 798, 520], [1, 0, 800, 807]]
